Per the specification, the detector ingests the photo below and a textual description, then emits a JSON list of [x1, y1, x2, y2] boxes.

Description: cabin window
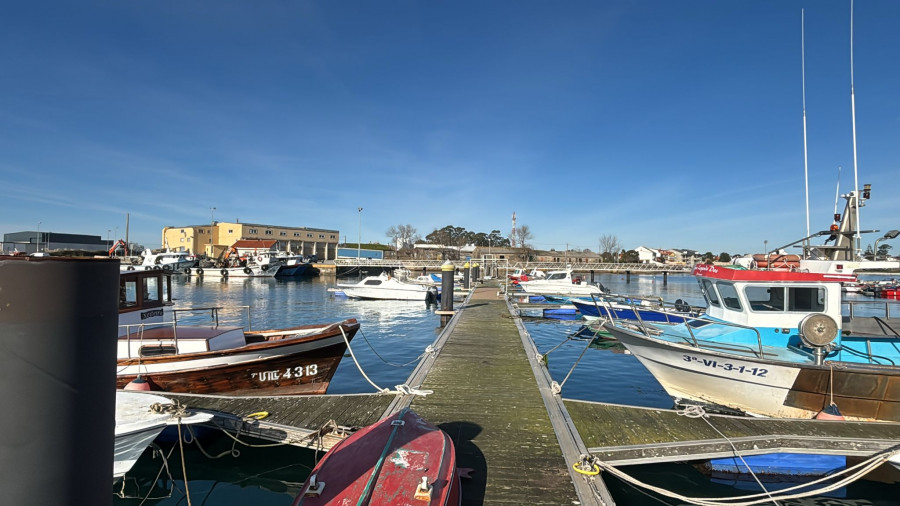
[[788, 287, 825, 312], [745, 286, 785, 311], [121, 280, 138, 308], [716, 282, 742, 310], [364, 279, 382, 286], [143, 277, 160, 303], [699, 279, 720, 307]]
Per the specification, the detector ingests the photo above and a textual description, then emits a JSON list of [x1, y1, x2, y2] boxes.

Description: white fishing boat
[[114, 391, 213, 480], [601, 264, 900, 422]]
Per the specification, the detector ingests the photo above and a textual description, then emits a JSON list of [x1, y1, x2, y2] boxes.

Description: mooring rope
[[356, 327, 432, 367], [340, 325, 390, 393], [581, 406, 900, 506]]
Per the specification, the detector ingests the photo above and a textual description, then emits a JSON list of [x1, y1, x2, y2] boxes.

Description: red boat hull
[[293, 408, 460, 506]]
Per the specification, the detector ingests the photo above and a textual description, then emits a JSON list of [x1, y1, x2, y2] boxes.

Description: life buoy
[[162, 264, 172, 271], [154, 257, 161, 265], [257, 256, 263, 262], [243, 267, 252, 274], [184, 267, 191, 275], [261, 264, 269, 271], [196, 267, 204, 275], [127, 266, 135, 271], [221, 269, 229, 277]]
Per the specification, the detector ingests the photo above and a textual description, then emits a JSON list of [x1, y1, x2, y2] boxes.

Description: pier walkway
[[407, 284, 611, 505]]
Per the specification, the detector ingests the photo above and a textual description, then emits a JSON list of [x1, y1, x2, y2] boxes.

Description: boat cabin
[[118, 269, 173, 334], [692, 264, 855, 332], [117, 269, 247, 358]]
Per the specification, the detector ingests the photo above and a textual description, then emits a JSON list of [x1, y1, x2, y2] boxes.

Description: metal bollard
[[0, 256, 119, 506], [463, 262, 470, 289], [440, 261, 455, 326]]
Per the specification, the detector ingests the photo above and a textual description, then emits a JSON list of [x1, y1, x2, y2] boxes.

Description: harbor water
[[113, 273, 900, 505]]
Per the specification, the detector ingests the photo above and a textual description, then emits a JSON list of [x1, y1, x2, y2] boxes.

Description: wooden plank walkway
[[408, 284, 612, 505], [155, 392, 395, 451], [565, 399, 900, 465]]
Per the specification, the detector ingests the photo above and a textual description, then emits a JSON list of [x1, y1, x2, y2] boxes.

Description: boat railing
[[172, 305, 253, 330], [119, 321, 180, 359], [599, 296, 766, 358], [119, 305, 253, 360], [843, 300, 896, 319]]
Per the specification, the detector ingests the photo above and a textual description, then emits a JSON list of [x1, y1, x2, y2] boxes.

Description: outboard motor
[[425, 286, 438, 305]]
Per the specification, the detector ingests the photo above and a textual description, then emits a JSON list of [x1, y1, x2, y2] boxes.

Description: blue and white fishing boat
[[569, 296, 700, 324], [601, 264, 900, 422]]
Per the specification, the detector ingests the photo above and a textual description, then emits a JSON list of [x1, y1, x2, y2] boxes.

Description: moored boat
[[602, 263, 900, 422], [117, 269, 359, 395], [291, 407, 460, 506], [114, 390, 213, 479], [517, 268, 604, 296], [337, 273, 438, 302]]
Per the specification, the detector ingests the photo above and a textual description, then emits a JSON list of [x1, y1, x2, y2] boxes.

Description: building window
[[249, 229, 258, 234], [228, 229, 234, 234], [265, 230, 273, 236], [330, 234, 336, 239], [179, 238, 184, 243], [319, 234, 324, 239], [307, 233, 313, 238], [280, 232, 286, 237], [293, 232, 300, 237]]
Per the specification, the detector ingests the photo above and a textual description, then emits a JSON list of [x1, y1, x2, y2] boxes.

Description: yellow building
[[162, 222, 340, 260]]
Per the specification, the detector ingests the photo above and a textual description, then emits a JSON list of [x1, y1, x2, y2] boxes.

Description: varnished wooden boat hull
[[116, 320, 359, 396]]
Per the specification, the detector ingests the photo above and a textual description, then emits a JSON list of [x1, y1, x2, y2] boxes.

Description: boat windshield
[[699, 279, 720, 307], [716, 282, 742, 310], [546, 272, 568, 281], [745, 285, 825, 313]]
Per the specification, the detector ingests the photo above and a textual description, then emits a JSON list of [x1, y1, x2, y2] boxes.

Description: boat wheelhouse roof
[[691, 264, 856, 284]]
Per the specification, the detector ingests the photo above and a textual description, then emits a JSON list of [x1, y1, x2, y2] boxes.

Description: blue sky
[[3, 1, 900, 255]]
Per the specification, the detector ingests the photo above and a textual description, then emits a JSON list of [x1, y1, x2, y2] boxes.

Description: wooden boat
[[117, 269, 359, 395], [114, 391, 213, 479], [292, 408, 460, 506], [602, 264, 900, 422]]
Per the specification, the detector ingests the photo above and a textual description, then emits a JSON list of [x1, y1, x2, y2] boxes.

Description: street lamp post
[[36, 221, 41, 253], [357, 207, 363, 262], [107, 229, 111, 254]]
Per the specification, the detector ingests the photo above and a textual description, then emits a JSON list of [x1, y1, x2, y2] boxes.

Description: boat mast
[[801, 8, 811, 248], [849, 0, 862, 257]]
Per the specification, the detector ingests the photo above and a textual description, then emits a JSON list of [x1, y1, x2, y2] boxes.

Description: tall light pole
[[36, 221, 41, 253], [107, 229, 111, 254], [357, 207, 363, 262], [210, 207, 216, 253]]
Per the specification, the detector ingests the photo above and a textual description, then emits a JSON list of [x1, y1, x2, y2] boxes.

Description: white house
[[635, 246, 660, 264]]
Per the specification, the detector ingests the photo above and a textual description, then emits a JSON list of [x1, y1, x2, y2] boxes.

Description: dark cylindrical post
[[626, 270, 631, 283], [440, 261, 455, 325], [663, 271, 668, 286], [590, 270, 595, 283], [0, 256, 119, 506], [473, 262, 479, 283], [463, 262, 470, 289]]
